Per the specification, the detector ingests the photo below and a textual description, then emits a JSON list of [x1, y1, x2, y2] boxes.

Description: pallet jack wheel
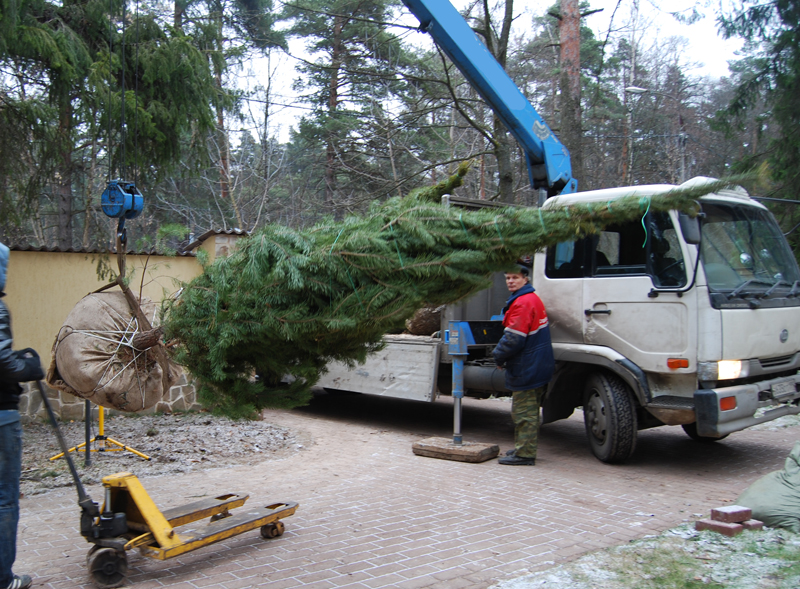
[[210, 510, 232, 522], [87, 547, 128, 589], [260, 521, 285, 539], [86, 544, 100, 567]]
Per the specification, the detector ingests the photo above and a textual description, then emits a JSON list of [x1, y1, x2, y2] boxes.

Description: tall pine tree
[[718, 0, 800, 261], [283, 0, 408, 215]]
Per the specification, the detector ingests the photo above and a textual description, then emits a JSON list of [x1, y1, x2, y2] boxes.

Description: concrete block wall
[[18, 369, 203, 423]]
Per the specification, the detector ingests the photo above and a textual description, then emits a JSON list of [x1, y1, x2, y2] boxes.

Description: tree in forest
[[473, 0, 518, 203], [392, 1, 544, 204], [172, 0, 285, 230], [522, 1, 606, 189], [0, 0, 221, 248], [557, 0, 582, 183], [717, 0, 800, 259], [283, 0, 409, 215]]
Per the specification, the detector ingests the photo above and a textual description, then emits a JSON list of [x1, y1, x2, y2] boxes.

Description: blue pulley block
[[101, 180, 144, 220]]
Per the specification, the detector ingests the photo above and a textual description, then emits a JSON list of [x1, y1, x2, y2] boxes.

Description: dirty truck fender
[[551, 343, 651, 406]]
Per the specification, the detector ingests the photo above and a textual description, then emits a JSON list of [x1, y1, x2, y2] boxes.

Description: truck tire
[[583, 372, 638, 463], [681, 422, 729, 442]]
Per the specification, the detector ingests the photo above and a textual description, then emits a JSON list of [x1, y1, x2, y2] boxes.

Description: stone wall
[[18, 370, 203, 424]]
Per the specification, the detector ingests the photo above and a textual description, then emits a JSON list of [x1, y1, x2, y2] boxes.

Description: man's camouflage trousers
[[511, 385, 546, 459]]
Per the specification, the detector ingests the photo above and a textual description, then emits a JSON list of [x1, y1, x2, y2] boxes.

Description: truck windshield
[[700, 201, 800, 294]]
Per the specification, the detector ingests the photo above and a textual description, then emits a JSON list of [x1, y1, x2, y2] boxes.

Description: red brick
[[710, 505, 752, 523], [695, 519, 743, 537], [742, 519, 764, 531]]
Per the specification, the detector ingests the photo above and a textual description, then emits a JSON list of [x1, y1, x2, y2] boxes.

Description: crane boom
[[401, 0, 577, 196]]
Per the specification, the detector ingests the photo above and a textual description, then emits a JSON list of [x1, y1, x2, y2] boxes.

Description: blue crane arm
[[401, 0, 577, 195]]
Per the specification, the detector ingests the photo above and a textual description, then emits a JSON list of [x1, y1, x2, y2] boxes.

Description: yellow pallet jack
[[36, 382, 298, 588]]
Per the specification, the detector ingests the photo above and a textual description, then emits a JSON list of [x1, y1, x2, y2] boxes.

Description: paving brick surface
[[15, 393, 799, 588]]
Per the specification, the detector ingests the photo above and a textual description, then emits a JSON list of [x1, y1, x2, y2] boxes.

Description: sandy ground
[[20, 411, 299, 496]]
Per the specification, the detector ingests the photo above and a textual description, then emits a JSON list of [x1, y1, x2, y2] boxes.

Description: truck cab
[[536, 178, 800, 461]]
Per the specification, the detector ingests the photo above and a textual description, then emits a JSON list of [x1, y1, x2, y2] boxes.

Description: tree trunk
[[82, 135, 99, 248], [483, 0, 516, 203], [559, 0, 582, 185], [326, 14, 344, 213], [216, 86, 240, 228], [56, 98, 73, 249], [494, 117, 515, 203], [174, 0, 185, 30], [132, 326, 164, 350], [214, 9, 241, 229]]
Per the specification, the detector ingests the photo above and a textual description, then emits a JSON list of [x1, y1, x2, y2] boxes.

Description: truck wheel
[[583, 373, 638, 463], [681, 422, 729, 442]]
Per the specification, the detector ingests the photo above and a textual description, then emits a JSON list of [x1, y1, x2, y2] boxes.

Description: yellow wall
[[5, 251, 203, 361]]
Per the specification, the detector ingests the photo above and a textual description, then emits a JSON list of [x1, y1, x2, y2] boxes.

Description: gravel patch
[[749, 414, 800, 432], [491, 524, 800, 589], [21, 411, 299, 496]]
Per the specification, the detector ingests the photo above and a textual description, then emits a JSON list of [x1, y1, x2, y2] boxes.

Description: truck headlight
[[698, 360, 750, 381]]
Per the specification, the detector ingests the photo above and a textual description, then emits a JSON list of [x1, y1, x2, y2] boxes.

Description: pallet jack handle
[[36, 381, 99, 518]]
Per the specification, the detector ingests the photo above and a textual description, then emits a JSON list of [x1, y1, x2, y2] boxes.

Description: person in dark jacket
[[0, 242, 43, 589], [492, 263, 554, 466]]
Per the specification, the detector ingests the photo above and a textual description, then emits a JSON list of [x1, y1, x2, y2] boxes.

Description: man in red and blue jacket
[[492, 264, 554, 466]]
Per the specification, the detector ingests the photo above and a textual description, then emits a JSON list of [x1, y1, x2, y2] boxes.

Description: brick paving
[[15, 392, 799, 588]]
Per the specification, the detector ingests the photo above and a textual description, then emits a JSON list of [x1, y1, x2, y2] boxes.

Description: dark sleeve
[[0, 303, 38, 381], [492, 331, 526, 366]]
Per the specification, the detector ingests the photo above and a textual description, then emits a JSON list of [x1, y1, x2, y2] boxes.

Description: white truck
[[315, 0, 800, 462], [319, 181, 800, 463]]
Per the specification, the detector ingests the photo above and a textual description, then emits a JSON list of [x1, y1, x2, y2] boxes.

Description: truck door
[[582, 211, 698, 375], [536, 238, 590, 344]]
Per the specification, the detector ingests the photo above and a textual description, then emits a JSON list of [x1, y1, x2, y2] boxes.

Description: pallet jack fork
[[35, 381, 298, 589]]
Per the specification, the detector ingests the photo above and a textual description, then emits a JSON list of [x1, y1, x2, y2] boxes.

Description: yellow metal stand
[[50, 405, 151, 462]]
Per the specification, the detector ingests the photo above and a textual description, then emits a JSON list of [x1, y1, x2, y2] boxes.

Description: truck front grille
[[759, 354, 797, 369]]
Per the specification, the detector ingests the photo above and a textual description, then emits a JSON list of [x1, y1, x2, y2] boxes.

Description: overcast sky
[[577, 0, 742, 78], [238, 0, 743, 142]]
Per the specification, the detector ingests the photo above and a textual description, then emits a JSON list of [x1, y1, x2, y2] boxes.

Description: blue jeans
[[0, 413, 22, 587]]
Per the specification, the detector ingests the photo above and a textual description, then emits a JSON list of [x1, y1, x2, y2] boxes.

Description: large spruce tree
[[163, 166, 717, 418], [718, 0, 800, 259]]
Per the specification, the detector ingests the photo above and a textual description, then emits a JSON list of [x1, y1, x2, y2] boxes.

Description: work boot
[[498, 454, 536, 466], [5, 574, 32, 589], [505, 448, 516, 456]]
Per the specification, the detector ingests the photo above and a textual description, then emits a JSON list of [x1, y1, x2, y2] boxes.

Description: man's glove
[[17, 349, 44, 382]]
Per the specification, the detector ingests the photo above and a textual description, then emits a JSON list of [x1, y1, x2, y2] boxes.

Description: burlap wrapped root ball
[[46, 291, 178, 412]]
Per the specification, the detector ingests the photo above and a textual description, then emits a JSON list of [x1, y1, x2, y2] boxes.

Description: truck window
[[701, 201, 800, 291], [591, 212, 687, 287], [648, 213, 687, 287], [593, 222, 647, 276], [545, 238, 588, 278]]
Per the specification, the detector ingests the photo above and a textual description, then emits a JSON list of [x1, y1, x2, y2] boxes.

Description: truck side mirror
[[678, 213, 701, 245]]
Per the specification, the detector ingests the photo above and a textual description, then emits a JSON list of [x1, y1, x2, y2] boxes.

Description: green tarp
[[737, 440, 800, 533]]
